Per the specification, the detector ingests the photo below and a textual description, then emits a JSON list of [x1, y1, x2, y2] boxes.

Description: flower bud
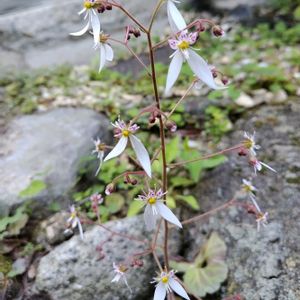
[[238, 148, 248, 156], [149, 113, 156, 124], [105, 3, 112, 10], [131, 178, 138, 185], [166, 120, 177, 133], [195, 21, 206, 33], [212, 25, 225, 37], [133, 29, 141, 38], [221, 76, 229, 85], [105, 183, 115, 195]]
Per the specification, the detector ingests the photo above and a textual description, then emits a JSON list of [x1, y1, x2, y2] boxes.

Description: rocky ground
[[0, 0, 300, 299]]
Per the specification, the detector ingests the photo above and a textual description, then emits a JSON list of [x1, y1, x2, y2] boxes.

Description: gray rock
[[32, 215, 181, 300], [183, 101, 300, 299], [0, 108, 110, 216]]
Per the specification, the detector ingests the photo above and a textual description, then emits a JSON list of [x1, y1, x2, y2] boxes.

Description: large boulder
[[0, 108, 110, 217], [33, 215, 181, 300], [183, 100, 300, 299]]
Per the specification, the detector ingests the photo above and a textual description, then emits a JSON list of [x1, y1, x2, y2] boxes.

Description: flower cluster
[[70, 0, 114, 71]]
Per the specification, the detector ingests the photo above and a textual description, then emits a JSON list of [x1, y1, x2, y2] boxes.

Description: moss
[[0, 255, 12, 275]]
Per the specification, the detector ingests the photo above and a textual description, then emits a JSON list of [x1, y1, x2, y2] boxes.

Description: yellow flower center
[[119, 265, 128, 273], [71, 212, 77, 219], [100, 34, 109, 43], [148, 197, 156, 205], [243, 184, 252, 193], [122, 129, 130, 137], [84, 1, 93, 9], [161, 276, 169, 284], [97, 143, 106, 151], [243, 139, 253, 149], [178, 40, 190, 50]]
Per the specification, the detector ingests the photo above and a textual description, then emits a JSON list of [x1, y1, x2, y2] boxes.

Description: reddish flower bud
[[131, 178, 138, 185], [166, 120, 177, 133], [195, 21, 206, 33], [212, 25, 225, 37], [222, 76, 229, 85], [105, 183, 115, 195], [238, 148, 248, 156], [105, 3, 112, 10]]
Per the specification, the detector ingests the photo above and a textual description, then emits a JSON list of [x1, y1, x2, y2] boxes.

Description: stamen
[[148, 197, 156, 205], [161, 276, 169, 284], [178, 40, 190, 50], [84, 1, 93, 9], [122, 129, 130, 137]]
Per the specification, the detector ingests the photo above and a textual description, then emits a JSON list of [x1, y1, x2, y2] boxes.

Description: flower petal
[[129, 135, 152, 178], [167, 0, 187, 33], [90, 9, 101, 45], [77, 219, 84, 240], [154, 281, 167, 300], [187, 50, 225, 90], [99, 44, 106, 72], [260, 162, 277, 173], [104, 136, 128, 162], [104, 44, 114, 61], [144, 204, 157, 231], [169, 278, 190, 300], [70, 21, 90, 36], [165, 50, 183, 94], [156, 202, 182, 228], [111, 274, 121, 282]]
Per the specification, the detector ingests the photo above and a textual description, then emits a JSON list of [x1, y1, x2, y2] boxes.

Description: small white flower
[[136, 188, 182, 231], [92, 137, 106, 176], [66, 205, 84, 240], [166, 31, 225, 94], [70, 0, 101, 46], [243, 131, 261, 156], [104, 118, 152, 178], [95, 33, 114, 72], [249, 157, 277, 175], [256, 211, 268, 232], [152, 270, 190, 300], [167, 0, 187, 33], [242, 179, 261, 212], [111, 263, 132, 293]]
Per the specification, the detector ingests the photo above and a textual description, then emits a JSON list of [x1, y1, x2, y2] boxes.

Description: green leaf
[[127, 201, 144, 217], [170, 232, 228, 298], [198, 155, 227, 170], [106, 194, 125, 214], [170, 177, 194, 188], [19, 180, 46, 198], [176, 195, 199, 211], [166, 195, 176, 209], [166, 136, 180, 163]]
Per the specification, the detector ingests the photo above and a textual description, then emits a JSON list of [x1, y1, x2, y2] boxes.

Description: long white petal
[[111, 274, 121, 282], [70, 21, 90, 36], [187, 50, 225, 90], [260, 162, 277, 173], [129, 135, 152, 178], [165, 50, 183, 94], [77, 219, 84, 240], [78, 7, 87, 15], [104, 136, 128, 162], [104, 44, 114, 61], [154, 282, 167, 300], [167, 0, 187, 33], [144, 204, 157, 231], [99, 44, 106, 72], [90, 10, 101, 45], [169, 278, 190, 300], [156, 202, 182, 228]]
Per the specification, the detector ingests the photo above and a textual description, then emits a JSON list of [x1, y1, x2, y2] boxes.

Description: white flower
[[256, 211, 268, 232], [95, 33, 114, 72], [249, 157, 277, 175], [92, 137, 106, 176], [104, 118, 152, 178], [66, 205, 84, 240], [111, 262, 132, 293], [167, 0, 187, 33], [136, 188, 182, 230], [152, 270, 190, 300], [166, 31, 225, 94], [242, 178, 262, 212], [70, 0, 101, 46], [243, 131, 261, 156]]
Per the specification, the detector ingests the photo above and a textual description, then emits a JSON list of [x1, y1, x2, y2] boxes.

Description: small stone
[[235, 93, 256, 108], [272, 89, 288, 104]]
